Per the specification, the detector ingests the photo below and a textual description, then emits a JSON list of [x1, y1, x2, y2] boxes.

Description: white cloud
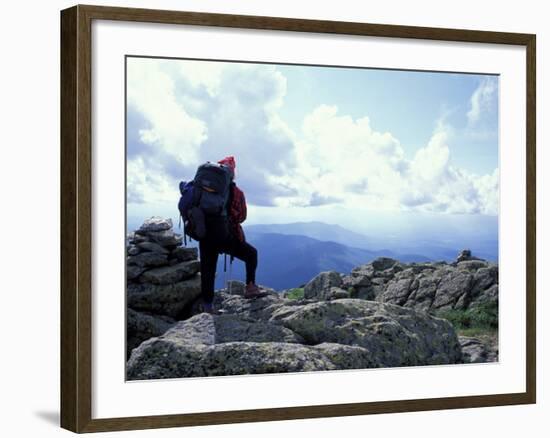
[[127, 60, 499, 216], [272, 106, 498, 215], [127, 59, 207, 165], [467, 77, 498, 125], [127, 157, 176, 204], [127, 59, 296, 206]]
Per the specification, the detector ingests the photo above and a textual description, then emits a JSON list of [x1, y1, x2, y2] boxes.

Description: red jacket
[[228, 184, 247, 242]]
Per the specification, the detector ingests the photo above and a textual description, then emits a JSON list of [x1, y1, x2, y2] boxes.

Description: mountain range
[[127, 218, 498, 291]]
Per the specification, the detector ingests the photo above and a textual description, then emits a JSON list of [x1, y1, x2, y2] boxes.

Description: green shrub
[[286, 288, 305, 300], [435, 301, 498, 331]]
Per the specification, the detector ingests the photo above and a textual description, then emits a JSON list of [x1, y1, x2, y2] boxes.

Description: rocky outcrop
[[270, 299, 462, 367], [459, 335, 499, 363], [126, 308, 175, 359], [336, 254, 498, 313], [126, 218, 498, 377], [127, 301, 462, 380]]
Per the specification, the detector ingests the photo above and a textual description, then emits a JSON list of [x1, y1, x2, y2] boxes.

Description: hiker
[[178, 156, 263, 314]]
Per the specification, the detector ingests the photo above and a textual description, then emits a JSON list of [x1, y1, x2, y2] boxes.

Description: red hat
[[218, 156, 236, 172]]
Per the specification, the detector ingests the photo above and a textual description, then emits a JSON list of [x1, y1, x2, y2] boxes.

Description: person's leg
[[226, 239, 258, 285], [199, 239, 219, 304]]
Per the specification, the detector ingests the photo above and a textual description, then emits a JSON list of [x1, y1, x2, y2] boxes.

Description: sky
[[126, 56, 499, 239]]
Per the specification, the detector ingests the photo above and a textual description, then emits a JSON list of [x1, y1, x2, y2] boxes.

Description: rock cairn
[[126, 217, 201, 358]]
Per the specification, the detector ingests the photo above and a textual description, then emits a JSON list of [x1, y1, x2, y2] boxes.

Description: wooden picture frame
[[60, 4, 536, 433]]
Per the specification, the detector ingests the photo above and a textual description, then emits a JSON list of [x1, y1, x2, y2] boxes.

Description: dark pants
[[199, 235, 258, 304]]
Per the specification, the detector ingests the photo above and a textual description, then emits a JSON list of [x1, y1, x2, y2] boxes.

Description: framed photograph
[[60, 4, 536, 433]]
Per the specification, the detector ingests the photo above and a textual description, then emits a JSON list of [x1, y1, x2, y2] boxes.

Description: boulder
[[137, 241, 169, 254], [342, 273, 371, 288], [136, 216, 173, 233], [171, 246, 199, 262], [473, 265, 499, 291], [304, 271, 343, 300], [456, 249, 482, 263], [146, 230, 183, 247], [470, 283, 499, 308], [127, 340, 337, 380], [459, 336, 498, 363], [127, 232, 147, 245], [127, 275, 202, 318], [409, 274, 439, 311], [378, 277, 416, 306], [126, 309, 175, 359], [313, 343, 377, 369], [213, 291, 287, 321], [161, 313, 304, 345], [432, 269, 473, 310], [126, 313, 337, 380], [139, 260, 200, 285], [351, 263, 375, 278], [127, 245, 140, 256], [127, 252, 168, 268], [457, 260, 488, 271], [325, 287, 351, 300], [269, 299, 462, 367], [127, 265, 146, 281], [372, 257, 399, 271]]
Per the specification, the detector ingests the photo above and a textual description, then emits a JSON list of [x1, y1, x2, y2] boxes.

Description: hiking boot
[[244, 283, 266, 299]]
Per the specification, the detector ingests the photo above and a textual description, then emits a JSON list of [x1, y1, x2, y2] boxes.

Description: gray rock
[[458, 260, 488, 271], [214, 291, 287, 321], [351, 264, 375, 278], [432, 269, 473, 310], [162, 313, 304, 345], [370, 277, 387, 286], [146, 230, 183, 247], [127, 245, 140, 256], [470, 284, 499, 307], [171, 246, 198, 262], [127, 275, 202, 318], [136, 216, 173, 233], [457, 249, 472, 262], [139, 260, 200, 285], [127, 340, 336, 380], [342, 274, 371, 288], [411, 274, 440, 311], [127, 264, 146, 281], [225, 280, 246, 296], [270, 299, 462, 367], [459, 336, 498, 363], [137, 241, 169, 254], [473, 265, 499, 290], [372, 257, 399, 271], [313, 343, 377, 369], [456, 249, 482, 263], [126, 309, 175, 359], [326, 287, 351, 300], [128, 232, 147, 245], [304, 271, 343, 300], [127, 252, 168, 268], [378, 277, 416, 306]]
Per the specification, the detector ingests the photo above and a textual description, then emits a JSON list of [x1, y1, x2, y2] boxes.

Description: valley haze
[[127, 217, 498, 290]]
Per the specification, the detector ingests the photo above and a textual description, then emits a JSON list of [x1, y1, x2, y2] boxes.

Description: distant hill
[[127, 218, 497, 290], [216, 232, 431, 290], [244, 221, 498, 263]]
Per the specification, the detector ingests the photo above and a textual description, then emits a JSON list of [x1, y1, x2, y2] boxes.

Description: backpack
[[178, 162, 233, 243]]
